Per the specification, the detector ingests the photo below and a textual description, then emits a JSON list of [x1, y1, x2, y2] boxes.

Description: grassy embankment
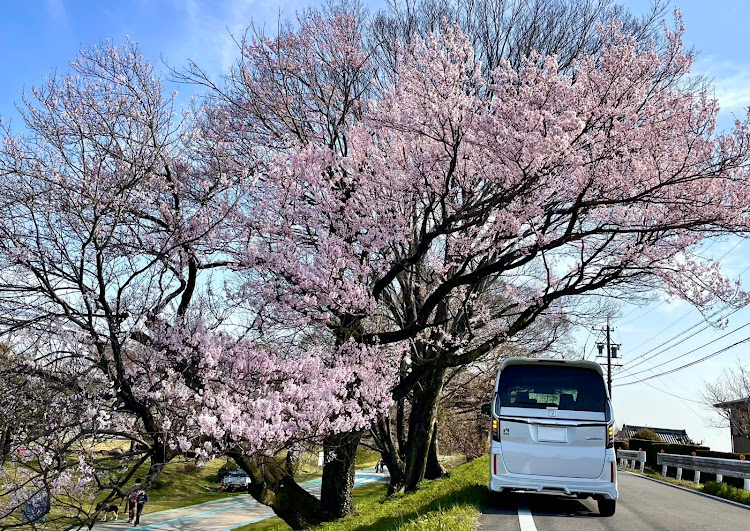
[[87, 439, 241, 513], [3, 446, 390, 526], [145, 448, 381, 513], [236, 455, 489, 531]]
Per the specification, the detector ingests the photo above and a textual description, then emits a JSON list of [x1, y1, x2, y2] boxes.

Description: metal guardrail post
[[657, 453, 750, 490], [617, 449, 646, 472]]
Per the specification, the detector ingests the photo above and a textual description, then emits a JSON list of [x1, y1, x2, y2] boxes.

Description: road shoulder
[[619, 469, 750, 511]]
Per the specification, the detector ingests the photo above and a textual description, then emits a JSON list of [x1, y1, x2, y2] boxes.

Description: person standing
[[127, 478, 143, 524], [132, 485, 149, 526]]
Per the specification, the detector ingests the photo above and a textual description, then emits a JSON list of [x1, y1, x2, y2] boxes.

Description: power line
[[621, 307, 740, 374], [580, 328, 592, 360], [615, 238, 724, 325], [614, 334, 750, 387], [622, 372, 706, 405], [624, 307, 696, 354], [619, 260, 750, 373], [616, 239, 743, 348], [620, 320, 750, 380]]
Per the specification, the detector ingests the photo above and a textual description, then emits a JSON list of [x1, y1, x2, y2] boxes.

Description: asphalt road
[[95, 467, 388, 531], [477, 470, 750, 531]]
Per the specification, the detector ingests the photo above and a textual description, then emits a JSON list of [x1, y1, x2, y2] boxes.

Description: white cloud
[[694, 57, 750, 120], [172, 0, 309, 79]]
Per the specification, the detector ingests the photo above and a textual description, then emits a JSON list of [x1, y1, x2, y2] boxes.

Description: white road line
[[517, 495, 538, 531]]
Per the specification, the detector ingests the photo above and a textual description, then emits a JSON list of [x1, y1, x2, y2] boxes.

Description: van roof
[[499, 356, 604, 377]]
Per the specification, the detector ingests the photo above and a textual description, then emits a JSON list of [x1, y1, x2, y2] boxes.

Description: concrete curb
[[620, 469, 750, 511]]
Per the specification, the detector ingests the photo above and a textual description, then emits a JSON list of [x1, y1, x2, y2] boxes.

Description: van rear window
[[497, 365, 606, 412]]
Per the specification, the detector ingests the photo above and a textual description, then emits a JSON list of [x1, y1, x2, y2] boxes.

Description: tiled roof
[[714, 397, 750, 408], [621, 424, 693, 445]]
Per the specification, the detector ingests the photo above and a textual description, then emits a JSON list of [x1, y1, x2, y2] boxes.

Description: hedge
[[628, 439, 708, 471]]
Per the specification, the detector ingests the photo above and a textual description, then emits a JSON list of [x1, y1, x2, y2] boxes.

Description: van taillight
[[606, 425, 614, 449], [492, 418, 501, 442], [491, 393, 501, 442]]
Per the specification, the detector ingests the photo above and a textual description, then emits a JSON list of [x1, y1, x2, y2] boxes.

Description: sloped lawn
[[237, 456, 489, 531]]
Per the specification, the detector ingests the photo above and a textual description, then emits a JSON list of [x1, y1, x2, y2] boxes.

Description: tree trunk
[[402, 367, 447, 492], [396, 355, 408, 455], [321, 431, 361, 518], [396, 396, 406, 456], [232, 452, 331, 530], [0, 425, 11, 462], [424, 420, 446, 480], [371, 415, 405, 495]]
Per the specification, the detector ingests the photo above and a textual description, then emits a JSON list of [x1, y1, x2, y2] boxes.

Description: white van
[[488, 357, 618, 516]]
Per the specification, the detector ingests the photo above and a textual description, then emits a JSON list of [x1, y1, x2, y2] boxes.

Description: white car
[[487, 357, 618, 516], [220, 471, 250, 492]]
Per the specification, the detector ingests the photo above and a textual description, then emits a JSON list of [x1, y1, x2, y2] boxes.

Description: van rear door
[[497, 364, 608, 479]]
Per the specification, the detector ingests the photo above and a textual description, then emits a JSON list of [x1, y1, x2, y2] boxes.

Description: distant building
[[713, 398, 750, 453], [620, 424, 693, 445]]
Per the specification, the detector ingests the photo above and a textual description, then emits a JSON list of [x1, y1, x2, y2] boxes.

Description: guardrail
[[617, 449, 646, 472], [657, 453, 750, 490]]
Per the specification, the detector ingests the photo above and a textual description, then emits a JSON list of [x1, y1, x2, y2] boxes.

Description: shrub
[[631, 428, 661, 442], [703, 481, 750, 506], [182, 462, 199, 474], [629, 439, 708, 472]]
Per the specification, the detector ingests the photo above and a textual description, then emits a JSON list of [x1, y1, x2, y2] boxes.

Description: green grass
[[620, 466, 702, 492], [703, 481, 750, 506], [354, 449, 381, 469], [236, 456, 489, 531], [143, 457, 244, 513], [145, 447, 382, 513]]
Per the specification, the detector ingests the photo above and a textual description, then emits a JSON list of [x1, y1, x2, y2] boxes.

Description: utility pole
[[606, 319, 612, 396], [596, 318, 621, 397]]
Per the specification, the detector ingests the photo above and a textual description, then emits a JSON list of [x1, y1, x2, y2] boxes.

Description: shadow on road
[[482, 491, 601, 518], [521, 492, 599, 517]]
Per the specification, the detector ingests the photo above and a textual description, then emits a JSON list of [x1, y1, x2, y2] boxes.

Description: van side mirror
[[481, 403, 491, 416]]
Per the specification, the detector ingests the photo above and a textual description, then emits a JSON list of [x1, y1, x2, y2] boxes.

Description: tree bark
[[402, 366, 447, 492], [424, 420, 446, 480], [0, 425, 11, 462], [396, 396, 406, 455], [232, 452, 331, 530], [371, 415, 405, 495], [321, 431, 361, 518]]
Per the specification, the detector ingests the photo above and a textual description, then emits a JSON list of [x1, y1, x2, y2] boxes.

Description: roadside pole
[[597, 318, 622, 397]]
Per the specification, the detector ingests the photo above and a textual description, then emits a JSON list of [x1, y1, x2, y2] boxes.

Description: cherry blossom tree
[[362, 0, 674, 493], [0, 35, 392, 529], [0, 37, 241, 528], [212, 8, 750, 517], [5, 5, 750, 531]]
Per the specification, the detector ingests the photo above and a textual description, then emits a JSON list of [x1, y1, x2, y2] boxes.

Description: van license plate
[[538, 426, 567, 443]]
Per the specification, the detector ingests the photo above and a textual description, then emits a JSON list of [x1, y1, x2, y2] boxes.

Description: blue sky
[[2, 0, 750, 451]]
